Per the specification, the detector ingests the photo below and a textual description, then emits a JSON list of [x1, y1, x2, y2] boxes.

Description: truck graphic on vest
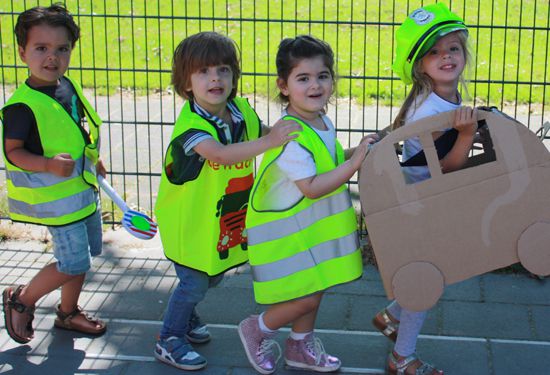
[[216, 173, 254, 259]]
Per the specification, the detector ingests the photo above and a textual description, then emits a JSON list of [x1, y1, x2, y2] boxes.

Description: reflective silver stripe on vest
[[82, 154, 98, 184], [8, 188, 96, 218], [6, 156, 86, 188], [248, 190, 352, 246], [251, 231, 359, 282], [83, 154, 96, 176]]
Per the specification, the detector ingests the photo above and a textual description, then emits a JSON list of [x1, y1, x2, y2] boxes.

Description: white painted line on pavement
[[418, 333, 486, 343], [110, 318, 162, 325], [110, 318, 550, 347], [85, 353, 156, 362], [71, 353, 385, 374], [2, 315, 546, 374], [338, 367, 384, 374], [491, 338, 550, 347]]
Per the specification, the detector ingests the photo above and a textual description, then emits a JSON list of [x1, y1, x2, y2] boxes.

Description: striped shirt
[[183, 100, 245, 155]]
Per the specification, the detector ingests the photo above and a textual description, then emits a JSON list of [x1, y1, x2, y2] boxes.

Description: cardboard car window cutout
[[359, 110, 550, 312]]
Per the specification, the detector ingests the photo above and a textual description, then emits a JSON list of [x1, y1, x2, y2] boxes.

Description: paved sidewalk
[[0, 227, 549, 375]]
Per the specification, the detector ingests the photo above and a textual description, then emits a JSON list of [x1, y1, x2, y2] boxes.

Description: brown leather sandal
[[54, 305, 106, 336], [2, 285, 35, 344], [372, 308, 399, 342]]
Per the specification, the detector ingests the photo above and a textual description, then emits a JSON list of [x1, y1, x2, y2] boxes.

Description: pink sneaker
[[238, 315, 281, 374], [284, 334, 341, 372]]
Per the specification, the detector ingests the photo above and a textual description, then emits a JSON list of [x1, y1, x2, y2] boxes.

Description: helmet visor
[[415, 25, 468, 61]]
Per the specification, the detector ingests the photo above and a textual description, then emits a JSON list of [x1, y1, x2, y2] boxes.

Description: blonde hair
[[392, 31, 472, 130]]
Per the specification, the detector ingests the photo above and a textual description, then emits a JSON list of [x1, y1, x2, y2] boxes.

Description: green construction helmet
[[392, 3, 468, 85]]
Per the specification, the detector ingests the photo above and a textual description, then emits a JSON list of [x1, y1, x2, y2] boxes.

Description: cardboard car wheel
[[392, 261, 444, 312], [517, 221, 550, 277]]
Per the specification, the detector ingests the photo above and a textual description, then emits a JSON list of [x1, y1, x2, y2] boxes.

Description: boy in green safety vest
[[153, 31, 300, 371], [1, 4, 107, 344]]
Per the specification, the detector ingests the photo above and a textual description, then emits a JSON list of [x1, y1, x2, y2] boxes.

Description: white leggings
[[386, 301, 428, 357]]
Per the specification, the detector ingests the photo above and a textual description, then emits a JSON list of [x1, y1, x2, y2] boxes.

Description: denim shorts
[[48, 202, 103, 276]]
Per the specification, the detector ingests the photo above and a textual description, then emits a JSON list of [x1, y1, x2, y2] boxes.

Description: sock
[[258, 312, 277, 334], [289, 330, 312, 341], [386, 300, 402, 321]]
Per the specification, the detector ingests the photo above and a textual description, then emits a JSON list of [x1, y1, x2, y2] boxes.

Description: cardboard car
[[359, 110, 550, 311]]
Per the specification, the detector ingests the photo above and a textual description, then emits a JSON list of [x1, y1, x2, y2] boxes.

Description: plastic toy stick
[[98, 175, 157, 240]]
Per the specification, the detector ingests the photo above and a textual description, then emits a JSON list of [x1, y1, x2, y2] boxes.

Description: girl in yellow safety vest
[[238, 35, 376, 374], [372, 4, 476, 375]]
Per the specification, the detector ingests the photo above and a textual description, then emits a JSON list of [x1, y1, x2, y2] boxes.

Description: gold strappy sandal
[[387, 351, 444, 375], [372, 308, 399, 342]]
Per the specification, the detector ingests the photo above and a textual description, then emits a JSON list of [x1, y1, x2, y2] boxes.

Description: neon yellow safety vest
[[155, 97, 261, 275], [0, 77, 101, 226], [246, 116, 363, 304]]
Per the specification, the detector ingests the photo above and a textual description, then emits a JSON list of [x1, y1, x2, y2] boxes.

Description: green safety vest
[[155, 97, 261, 275], [246, 116, 363, 304], [0, 77, 101, 226]]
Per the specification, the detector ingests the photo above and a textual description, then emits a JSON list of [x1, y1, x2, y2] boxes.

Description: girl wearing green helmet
[[372, 4, 477, 375]]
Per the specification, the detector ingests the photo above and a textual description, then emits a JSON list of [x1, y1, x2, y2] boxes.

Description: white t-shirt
[[259, 113, 336, 210], [402, 92, 461, 184]]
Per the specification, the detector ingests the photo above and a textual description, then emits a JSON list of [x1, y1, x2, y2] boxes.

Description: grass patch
[[100, 194, 124, 226], [1, 0, 549, 105], [0, 220, 49, 243], [0, 186, 8, 218], [0, 222, 13, 241]]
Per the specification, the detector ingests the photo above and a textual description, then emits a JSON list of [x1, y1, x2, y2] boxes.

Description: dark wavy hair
[[15, 3, 80, 48], [275, 35, 335, 103]]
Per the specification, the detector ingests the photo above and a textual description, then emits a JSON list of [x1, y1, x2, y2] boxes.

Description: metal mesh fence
[[0, 0, 549, 224]]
